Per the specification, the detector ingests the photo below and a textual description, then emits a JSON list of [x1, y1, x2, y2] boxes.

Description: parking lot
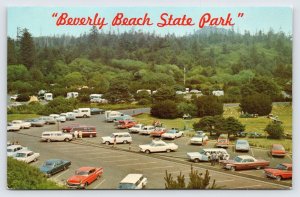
[[7, 109, 292, 189]]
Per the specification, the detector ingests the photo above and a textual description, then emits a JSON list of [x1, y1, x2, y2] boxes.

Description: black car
[[90, 108, 105, 115]]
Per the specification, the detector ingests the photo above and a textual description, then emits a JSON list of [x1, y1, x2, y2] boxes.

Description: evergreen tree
[[20, 29, 35, 68]]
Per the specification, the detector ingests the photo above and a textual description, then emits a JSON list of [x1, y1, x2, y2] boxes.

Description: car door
[[27, 152, 34, 163], [116, 135, 123, 143], [88, 169, 97, 183]]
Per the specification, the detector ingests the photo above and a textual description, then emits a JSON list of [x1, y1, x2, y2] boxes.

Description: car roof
[[46, 159, 64, 163], [77, 167, 96, 171], [151, 140, 166, 144], [236, 155, 255, 160], [112, 132, 130, 135], [236, 139, 248, 143], [7, 145, 23, 149], [17, 150, 33, 154], [43, 131, 63, 134], [202, 148, 227, 152], [120, 174, 144, 183]]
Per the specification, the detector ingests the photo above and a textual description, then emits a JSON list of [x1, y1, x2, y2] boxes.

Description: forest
[[7, 26, 292, 103]]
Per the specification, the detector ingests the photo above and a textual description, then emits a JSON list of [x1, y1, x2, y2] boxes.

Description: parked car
[[235, 140, 250, 152], [221, 155, 270, 171], [7, 141, 13, 147], [139, 140, 178, 153], [248, 132, 263, 138], [41, 131, 73, 142], [66, 167, 103, 189], [113, 115, 134, 123], [70, 126, 97, 138], [270, 144, 286, 157], [161, 128, 183, 139], [236, 131, 247, 137], [49, 114, 66, 122], [190, 132, 208, 145], [187, 148, 230, 163], [11, 120, 31, 129], [40, 159, 71, 177], [264, 163, 292, 181], [216, 134, 230, 148], [25, 118, 45, 127], [128, 124, 144, 133], [138, 125, 155, 135], [60, 112, 76, 121], [14, 150, 40, 163], [39, 116, 56, 124], [7, 145, 28, 157], [7, 123, 21, 131], [150, 128, 167, 137], [62, 123, 81, 132], [116, 120, 137, 129], [105, 111, 124, 122], [73, 108, 91, 118], [102, 132, 132, 145], [90, 108, 105, 115], [118, 174, 147, 189]]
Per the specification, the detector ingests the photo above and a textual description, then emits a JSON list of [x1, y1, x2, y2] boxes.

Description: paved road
[[7, 109, 292, 190]]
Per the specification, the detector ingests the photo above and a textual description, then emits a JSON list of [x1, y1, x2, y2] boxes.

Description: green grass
[[247, 138, 292, 152], [79, 103, 150, 111], [7, 114, 39, 122], [223, 104, 292, 135]]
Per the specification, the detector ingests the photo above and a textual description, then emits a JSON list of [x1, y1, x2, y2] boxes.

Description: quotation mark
[[238, 12, 244, 17], [52, 12, 58, 17]]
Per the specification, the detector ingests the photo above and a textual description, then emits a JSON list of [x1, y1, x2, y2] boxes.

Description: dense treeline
[[7, 27, 292, 102]]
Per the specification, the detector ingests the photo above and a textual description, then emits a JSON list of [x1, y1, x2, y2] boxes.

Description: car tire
[[194, 158, 200, 163], [105, 141, 110, 145], [65, 138, 70, 142], [89, 134, 93, 138], [47, 139, 51, 143], [230, 166, 236, 172], [166, 149, 171, 153], [276, 176, 282, 181], [256, 166, 261, 170], [123, 140, 128, 144], [34, 158, 38, 162], [145, 150, 151, 154], [83, 114, 87, 118], [84, 182, 88, 189]]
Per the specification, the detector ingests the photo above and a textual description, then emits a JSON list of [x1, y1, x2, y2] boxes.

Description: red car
[[271, 144, 286, 157], [66, 167, 103, 189], [62, 124, 81, 132], [70, 126, 97, 138], [221, 155, 270, 171], [150, 128, 167, 137], [264, 163, 292, 181], [117, 120, 137, 129], [216, 134, 230, 148]]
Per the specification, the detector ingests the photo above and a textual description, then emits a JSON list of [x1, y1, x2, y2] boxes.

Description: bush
[[7, 157, 64, 189], [151, 100, 179, 119], [7, 102, 45, 114], [41, 96, 78, 115], [138, 98, 151, 105], [177, 102, 197, 117], [15, 94, 30, 102], [265, 122, 285, 139], [240, 93, 272, 116], [194, 96, 223, 117]]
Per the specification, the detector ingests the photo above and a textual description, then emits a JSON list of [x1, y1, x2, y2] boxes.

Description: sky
[[7, 7, 292, 38]]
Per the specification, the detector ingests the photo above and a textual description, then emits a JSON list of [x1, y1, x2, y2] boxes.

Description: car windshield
[[118, 183, 135, 189], [75, 170, 89, 176], [167, 130, 175, 133], [195, 134, 204, 138], [15, 153, 26, 157], [7, 149, 13, 152], [43, 161, 54, 166], [275, 164, 288, 170], [273, 145, 285, 151], [237, 141, 247, 145], [199, 150, 206, 154], [110, 134, 116, 138], [233, 156, 243, 163]]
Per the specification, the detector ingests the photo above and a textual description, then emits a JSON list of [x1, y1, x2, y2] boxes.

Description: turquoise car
[[40, 159, 71, 177]]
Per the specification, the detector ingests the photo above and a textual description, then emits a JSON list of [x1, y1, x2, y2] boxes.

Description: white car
[[102, 132, 132, 145], [7, 123, 21, 131], [139, 140, 178, 154], [118, 174, 147, 189], [190, 133, 209, 145], [41, 131, 73, 142], [14, 150, 40, 163], [128, 124, 144, 133], [161, 129, 183, 139], [62, 112, 76, 121], [49, 114, 66, 122], [138, 126, 155, 135], [187, 148, 230, 163], [11, 120, 31, 129], [7, 145, 28, 157]]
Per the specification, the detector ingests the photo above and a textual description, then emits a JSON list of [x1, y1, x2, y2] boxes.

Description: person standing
[[113, 136, 117, 148], [78, 130, 83, 139], [74, 130, 78, 140], [211, 152, 217, 166]]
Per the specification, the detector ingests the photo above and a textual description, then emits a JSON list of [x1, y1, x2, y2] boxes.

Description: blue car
[[40, 159, 71, 177], [235, 140, 250, 152]]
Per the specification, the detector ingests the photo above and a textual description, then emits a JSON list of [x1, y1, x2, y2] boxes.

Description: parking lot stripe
[[93, 179, 106, 189], [235, 184, 262, 189], [138, 165, 174, 171], [250, 148, 255, 157], [52, 169, 70, 180], [104, 158, 139, 163], [153, 169, 191, 175], [215, 179, 235, 183], [117, 161, 156, 167]]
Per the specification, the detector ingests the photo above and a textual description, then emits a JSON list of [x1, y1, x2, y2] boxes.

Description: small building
[[212, 90, 224, 96], [67, 92, 79, 99]]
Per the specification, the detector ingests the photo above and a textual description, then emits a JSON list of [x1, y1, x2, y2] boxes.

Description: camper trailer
[[66, 92, 79, 99], [44, 93, 53, 101], [105, 111, 124, 122]]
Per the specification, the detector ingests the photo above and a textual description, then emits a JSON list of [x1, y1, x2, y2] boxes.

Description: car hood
[[236, 144, 249, 148], [102, 136, 111, 141], [40, 166, 53, 173], [67, 175, 87, 184], [272, 150, 285, 154], [221, 160, 235, 165], [139, 144, 150, 149], [191, 137, 203, 141], [187, 152, 201, 157]]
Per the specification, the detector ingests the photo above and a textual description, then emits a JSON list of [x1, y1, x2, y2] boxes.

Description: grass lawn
[[7, 114, 39, 122], [247, 138, 292, 152], [79, 103, 150, 111]]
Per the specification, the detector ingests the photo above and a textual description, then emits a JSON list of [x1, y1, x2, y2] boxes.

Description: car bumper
[[67, 183, 84, 189], [190, 141, 203, 144], [265, 172, 277, 179]]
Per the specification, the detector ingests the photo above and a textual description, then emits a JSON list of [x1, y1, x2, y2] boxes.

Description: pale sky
[[7, 7, 292, 38]]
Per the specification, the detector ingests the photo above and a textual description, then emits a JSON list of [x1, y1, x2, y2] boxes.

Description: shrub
[[41, 96, 78, 115], [138, 98, 151, 105], [240, 93, 272, 116], [151, 100, 179, 119], [194, 96, 223, 117], [177, 102, 197, 117], [15, 94, 30, 102], [265, 122, 285, 139], [7, 157, 64, 189]]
